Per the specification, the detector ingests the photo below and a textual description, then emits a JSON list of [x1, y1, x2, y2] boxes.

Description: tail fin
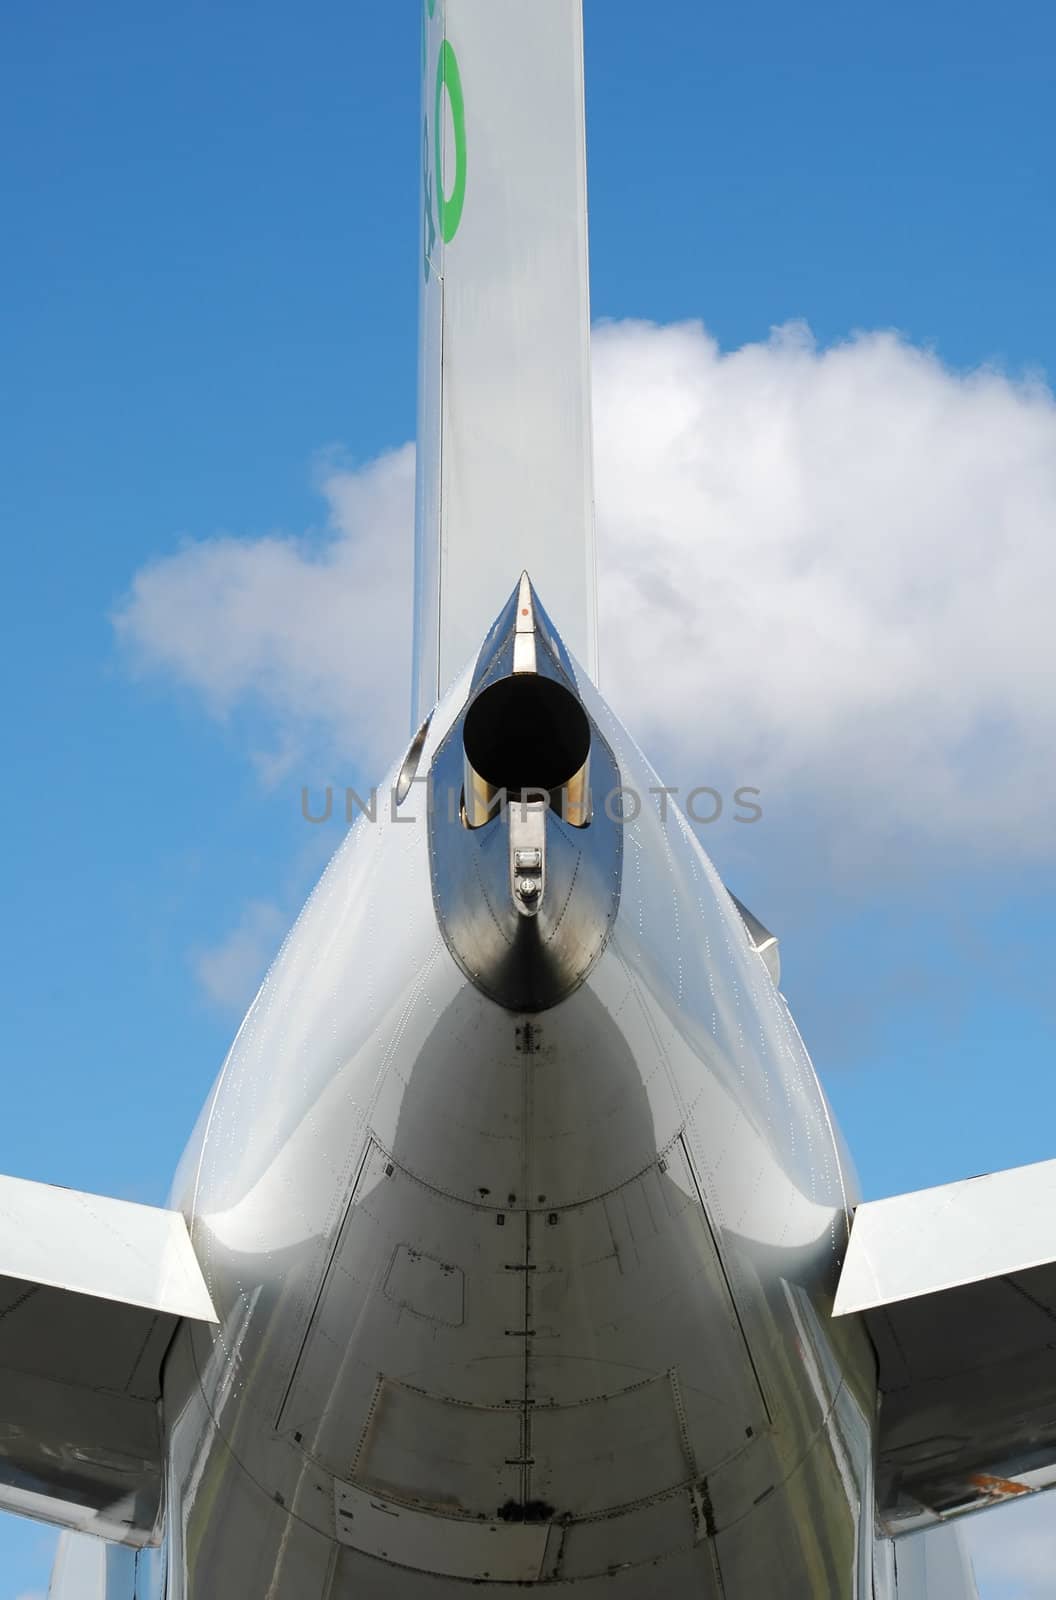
[[413, 0, 599, 723]]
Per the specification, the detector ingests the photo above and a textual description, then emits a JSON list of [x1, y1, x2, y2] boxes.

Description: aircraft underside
[[38, 592, 983, 1596]]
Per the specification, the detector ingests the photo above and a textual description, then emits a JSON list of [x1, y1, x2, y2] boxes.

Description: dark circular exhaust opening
[[464, 675, 591, 798]]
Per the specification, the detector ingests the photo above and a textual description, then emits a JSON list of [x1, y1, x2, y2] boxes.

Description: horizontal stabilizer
[[835, 1158, 1056, 1532], [0, 1174, 216, 1546]]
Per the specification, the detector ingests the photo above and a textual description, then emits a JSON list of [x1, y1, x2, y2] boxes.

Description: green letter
[[434, 40, 466, 244]]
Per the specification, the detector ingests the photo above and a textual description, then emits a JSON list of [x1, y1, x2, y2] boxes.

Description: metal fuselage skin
[[160, 648, 880, 1599]]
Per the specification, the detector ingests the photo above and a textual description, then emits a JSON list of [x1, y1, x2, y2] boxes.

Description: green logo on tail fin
[[435, 39, 467, 244]]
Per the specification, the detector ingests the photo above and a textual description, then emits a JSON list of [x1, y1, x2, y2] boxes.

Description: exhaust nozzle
[[428, 575, 622, 1012], [463, 674, 591, 829]]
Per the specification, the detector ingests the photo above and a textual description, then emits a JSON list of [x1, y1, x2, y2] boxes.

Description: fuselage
[[27, 6, 988, 1593], [155, 635, 885, 1598]]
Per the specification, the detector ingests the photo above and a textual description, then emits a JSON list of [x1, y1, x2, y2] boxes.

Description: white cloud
[[114, 446, 415, 781], [594, 321, 1056, 867], [114, 321, 1056, 870], [963, 1492, 1056, 1599], [191, 899, 286, 1014]]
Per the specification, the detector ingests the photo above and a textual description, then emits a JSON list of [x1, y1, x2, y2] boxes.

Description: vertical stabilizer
[[413, 0, 599, 723]]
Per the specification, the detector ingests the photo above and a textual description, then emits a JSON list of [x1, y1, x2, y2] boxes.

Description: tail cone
[[428, 575, 621, 1012]]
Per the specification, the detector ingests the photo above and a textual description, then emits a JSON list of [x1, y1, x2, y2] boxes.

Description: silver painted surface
[[45, 1532, 164, 1600], [151, 592, 889, 1595], [0, 1185, 215, 1544], [47, 1533, 128, 1599], [854, 1262, 1056, 1533], [431, 579, 621, 1012], [0, 1177, 217, 1321], [836, 1157, 1056, 1312], [413, 0, 598, 721], [890, 1525, 981, 1600], [333, 1482, 550, 1580], [728, 891, 781, 988], [837, 1162, 1056, 1531], [34, 2, 997, 1592]]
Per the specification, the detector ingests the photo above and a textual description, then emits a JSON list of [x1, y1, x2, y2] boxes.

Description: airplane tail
[[413, 0, 599, 724]]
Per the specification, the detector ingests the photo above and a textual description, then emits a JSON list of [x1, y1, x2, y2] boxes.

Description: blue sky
[[3, 2, 1056, 1594]]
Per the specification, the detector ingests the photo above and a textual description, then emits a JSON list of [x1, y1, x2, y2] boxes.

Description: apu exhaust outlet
[[428, 576, 622, 1012], [463, 673, 592, 831]]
